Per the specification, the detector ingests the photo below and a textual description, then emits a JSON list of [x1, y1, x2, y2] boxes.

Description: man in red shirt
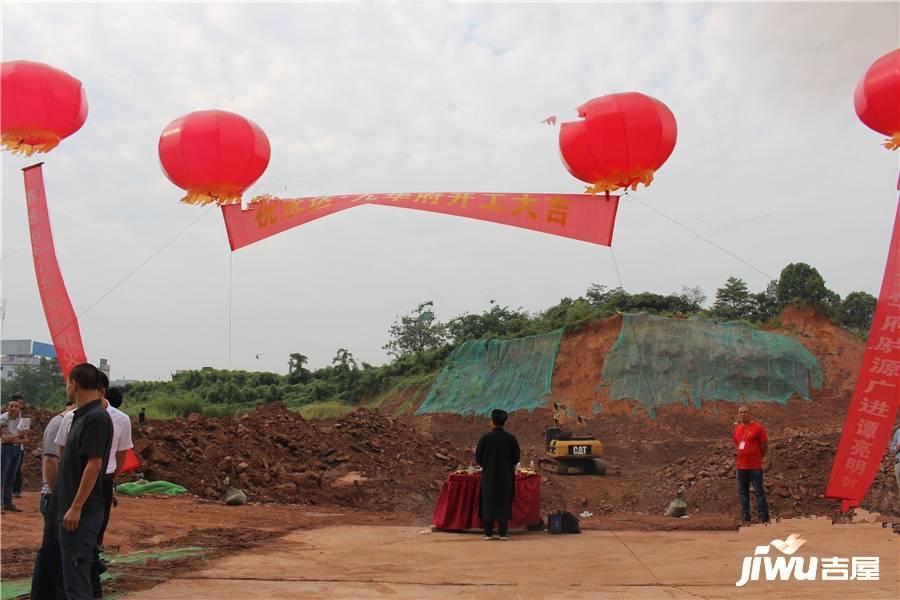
[[733, 405, 769, 524]]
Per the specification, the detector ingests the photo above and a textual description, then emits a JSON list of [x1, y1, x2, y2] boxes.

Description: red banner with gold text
[[23, 164, 87, 380], [825, 197, 900, 511], [221, 192, 619, 251]]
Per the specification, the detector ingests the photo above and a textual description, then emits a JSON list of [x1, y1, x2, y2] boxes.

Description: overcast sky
[[2, 1, 898, 381]]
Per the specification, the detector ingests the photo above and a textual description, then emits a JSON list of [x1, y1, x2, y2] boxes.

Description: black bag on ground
[[547, 511, 580, 534]]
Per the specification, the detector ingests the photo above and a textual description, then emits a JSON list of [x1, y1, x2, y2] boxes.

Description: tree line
[[1, 261, 875, 415]]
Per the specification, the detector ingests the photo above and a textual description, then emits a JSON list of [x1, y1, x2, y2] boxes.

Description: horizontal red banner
[[221, 192, 619, 251]]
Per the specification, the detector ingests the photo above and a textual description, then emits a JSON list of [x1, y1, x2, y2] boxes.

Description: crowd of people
[[0, 362, 134, 600]]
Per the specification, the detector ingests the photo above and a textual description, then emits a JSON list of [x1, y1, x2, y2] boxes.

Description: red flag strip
[[119, 448, 142, 474], [221, 192, 619, 251], [825, 195, 900, 511], [23, 164, 87, 380]]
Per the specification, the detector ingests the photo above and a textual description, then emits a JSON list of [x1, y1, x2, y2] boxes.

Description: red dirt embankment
[[133, 403, 465, 513]]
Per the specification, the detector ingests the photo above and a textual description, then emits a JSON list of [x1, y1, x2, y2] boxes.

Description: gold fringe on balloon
[[1, 132, 61, 156], [584, 169, 655, 195], [884, 132, 900, 151], [180, 190, 245, 206]]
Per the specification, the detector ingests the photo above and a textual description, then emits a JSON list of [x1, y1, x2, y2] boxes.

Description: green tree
[[748, 280, 779, 322], [711, 277, 753, 320], [383, 301, 448, 358], [287, 353, 311, 384], [0, 357, 66, 408], [585, 284, 613, 307], [585, 285, 628, 310], [331, 348, 358, 372], [678, 286, 707, 312], [447, 301, 531, 343], [839, 291, 877, 331], [776, 263, 830, 307]]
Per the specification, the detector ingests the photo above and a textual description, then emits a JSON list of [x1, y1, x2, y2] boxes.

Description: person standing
[[12, 395, 27, 498], [475, 408, 521, 540], [56, 371, 133, 598], [30, 399, 74, 600], [0, 396, 27, 512], [733, 405, 770, 524], [891, 426, 900, 494], [138, 407, 145, 427], [55, 363, 113, 600], [106, 387, 123, 409]]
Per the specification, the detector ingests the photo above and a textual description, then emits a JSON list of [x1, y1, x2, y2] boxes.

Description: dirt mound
[[653, 432, 899, 518], [10, 307, 885, 528], [132, 403, 464, 515]]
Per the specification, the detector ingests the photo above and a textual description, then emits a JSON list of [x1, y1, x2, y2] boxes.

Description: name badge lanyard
[[738, 425, 751, 451]]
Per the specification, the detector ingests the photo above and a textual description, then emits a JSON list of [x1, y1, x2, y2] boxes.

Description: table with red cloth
[[431, 471, 541, 531]]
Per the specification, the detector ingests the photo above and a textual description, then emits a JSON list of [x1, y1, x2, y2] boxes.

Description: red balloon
[[0, 61, 88, 156], [854, 48, 900, 150], [559, 92, 677, 194], [158, 110, 271, 205]]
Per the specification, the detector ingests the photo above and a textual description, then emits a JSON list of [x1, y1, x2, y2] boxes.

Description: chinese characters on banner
[[825, 197, 900, 511], [220, 192, 620, 251], [23, 164, 87, 380]]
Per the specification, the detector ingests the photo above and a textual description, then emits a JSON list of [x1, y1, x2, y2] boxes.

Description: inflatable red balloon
[[854, 48, 900, 150], [559, 92, 677, 194], [158, 110, 271, 205], [0, 61, 88, 156]]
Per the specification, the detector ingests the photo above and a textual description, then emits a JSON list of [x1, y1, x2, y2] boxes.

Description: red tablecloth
[[431, 471, 541, 531]]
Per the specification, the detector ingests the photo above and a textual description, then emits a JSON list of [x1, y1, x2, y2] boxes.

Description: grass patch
[[366, 369, 438, 414], [294, 400, 355, 420]]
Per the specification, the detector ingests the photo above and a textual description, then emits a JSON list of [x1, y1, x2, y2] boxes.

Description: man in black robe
[[475, 409, 521, 540]]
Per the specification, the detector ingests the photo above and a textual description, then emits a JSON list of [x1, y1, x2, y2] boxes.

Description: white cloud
[[2, 2, 898, 380]]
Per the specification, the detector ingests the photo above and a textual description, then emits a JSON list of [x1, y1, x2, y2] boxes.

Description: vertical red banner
[[23, 163, 87, 380], [825, 197, 900, 511]]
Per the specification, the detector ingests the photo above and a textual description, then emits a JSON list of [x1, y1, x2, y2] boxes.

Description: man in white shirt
[[1, 396, 28, 512], [56, 372, 133, 598]]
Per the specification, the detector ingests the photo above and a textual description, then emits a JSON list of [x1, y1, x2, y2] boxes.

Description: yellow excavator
[[538, 402, 607, 476]]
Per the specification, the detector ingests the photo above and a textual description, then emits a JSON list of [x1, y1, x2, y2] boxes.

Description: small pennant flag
[[541, 115, 557, 126]]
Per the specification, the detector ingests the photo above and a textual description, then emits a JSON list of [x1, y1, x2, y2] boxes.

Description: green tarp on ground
[[116, 480, 188, 496], [0, 548, 206, 600], [601, 314, 822, 418], [416, 329, 563, 416]]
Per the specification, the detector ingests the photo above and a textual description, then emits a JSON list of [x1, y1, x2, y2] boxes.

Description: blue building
[[1, 339, 57, 381]]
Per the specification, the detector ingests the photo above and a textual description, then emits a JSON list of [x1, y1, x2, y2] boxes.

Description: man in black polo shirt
[[54, 363, 112, 600]]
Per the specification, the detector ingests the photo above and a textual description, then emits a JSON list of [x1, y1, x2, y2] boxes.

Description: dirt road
[[127, 517, 898, 599], [0, 492, 417, 597]]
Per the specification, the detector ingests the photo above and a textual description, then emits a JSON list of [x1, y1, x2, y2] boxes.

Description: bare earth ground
[[0, 492, 417, 597], [130, 517, 898, 599], [3, 309, 898, 598], [2, 493, 897, 599]]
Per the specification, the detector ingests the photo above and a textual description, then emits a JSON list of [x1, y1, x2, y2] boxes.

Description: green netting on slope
[[416, 329, 564, 416], [600, 314, 822, 419]]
